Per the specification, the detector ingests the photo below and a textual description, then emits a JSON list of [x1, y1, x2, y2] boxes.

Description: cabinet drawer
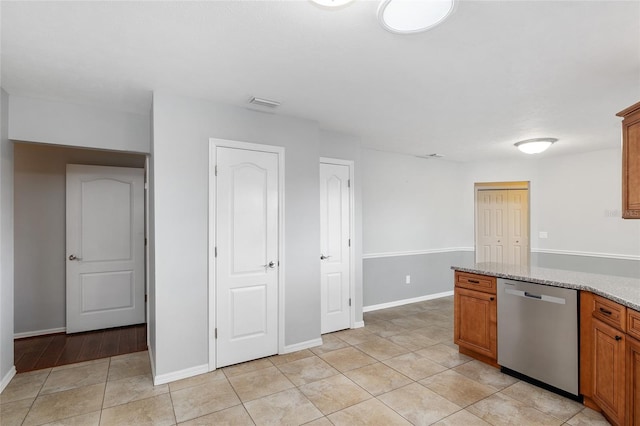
[[455, 272, 496, 294], [592, 294, 626, 332], [628, 309, 640, 341]]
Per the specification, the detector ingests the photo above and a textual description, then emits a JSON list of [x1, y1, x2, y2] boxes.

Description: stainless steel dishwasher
[[497, 278, 579, 399]]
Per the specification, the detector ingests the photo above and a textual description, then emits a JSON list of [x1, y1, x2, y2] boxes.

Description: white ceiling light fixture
[[309, 0, 355, 9], [378, 0, 456, 34], [514, 138, 558, 154]]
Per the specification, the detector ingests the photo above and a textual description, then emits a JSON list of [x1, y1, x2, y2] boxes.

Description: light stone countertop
[[451, 262, 640, 312]]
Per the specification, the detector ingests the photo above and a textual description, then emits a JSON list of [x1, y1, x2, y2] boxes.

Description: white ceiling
[[2, 1, 639, 161]]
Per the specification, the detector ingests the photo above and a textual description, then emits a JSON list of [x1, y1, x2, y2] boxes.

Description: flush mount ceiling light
[[309, 0, 355, 8], [378, 0, 456, 34], [514, 138, 558, 154]]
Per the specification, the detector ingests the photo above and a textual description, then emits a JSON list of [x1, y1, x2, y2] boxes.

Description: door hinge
[[215, 247, 218, 258], [348, 239, 351, 247], [349, 298, 352, 307], [214, 328, 218, 339], [215, 165, 218, 176], [145, 294, 148, 302], [145, 238, 147, 246], [144, 182, 149, 190], [348, 179, 351, 188]]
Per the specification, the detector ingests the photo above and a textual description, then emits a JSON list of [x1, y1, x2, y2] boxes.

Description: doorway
[[319, 159, 354, 334], [13, 143, 148, 372], [209, 139, 285, 369], [475, 182, 530, 266]]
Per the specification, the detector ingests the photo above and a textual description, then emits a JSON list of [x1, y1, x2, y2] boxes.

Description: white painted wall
[[362, 147, 638, 259], [461, 149, 640, 258], [8, 95, 151, 154], [319, 129, 364, 324], [0, 88, 16, 391], [13, 143, 145, 335], [151, 92, 323, 378], [362, 148, 467, 255]]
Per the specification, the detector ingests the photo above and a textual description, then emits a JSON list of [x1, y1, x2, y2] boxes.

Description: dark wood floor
[[14, 323, 147, 373]]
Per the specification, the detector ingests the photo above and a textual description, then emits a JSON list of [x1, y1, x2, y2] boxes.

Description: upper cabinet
[[617, 101, 640, 219]]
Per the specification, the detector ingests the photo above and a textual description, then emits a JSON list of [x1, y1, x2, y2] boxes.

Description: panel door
[[66, 165, 145, 333], [507, 189, 529, 266], [593, 318, 626, 425], [216, 147, 279, 368], [320, 162, 351, 334], [476, 190, 507, 263]]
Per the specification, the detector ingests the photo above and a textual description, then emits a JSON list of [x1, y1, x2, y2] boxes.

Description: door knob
[[320, 254, 331, 260], [68, 254, 81, 261], [263, 261, 276, 269]]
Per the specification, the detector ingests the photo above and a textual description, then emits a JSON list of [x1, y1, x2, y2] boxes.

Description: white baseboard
[[282, 337, 323, 354], [0, 366, 16, 393], [363, 291, 454, 313], [153, 363, 209, 386], [353, 321, 365, 329], [14, 327, 66, 339]]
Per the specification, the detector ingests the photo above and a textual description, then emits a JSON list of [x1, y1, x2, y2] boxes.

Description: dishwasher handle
[[504, 288, 567, 305]]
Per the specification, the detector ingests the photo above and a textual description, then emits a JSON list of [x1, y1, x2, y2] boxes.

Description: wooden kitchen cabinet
[[628, 336, 640, 425], [454, 272, 497, 366], [592, 317, 626, 426], [617, 101, 640, 219]]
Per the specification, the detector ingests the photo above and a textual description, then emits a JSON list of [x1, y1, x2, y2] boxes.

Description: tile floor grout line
[[5, 299, 607, 426]]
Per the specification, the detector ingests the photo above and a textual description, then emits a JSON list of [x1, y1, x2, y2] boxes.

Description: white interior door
[[66, 165, 145, 334], [476, 190, 507, 263], [216, 147, 279, 368], [476, 188, 529, 266], [320, 162, 351, 334], [507, 189, 529, 266]]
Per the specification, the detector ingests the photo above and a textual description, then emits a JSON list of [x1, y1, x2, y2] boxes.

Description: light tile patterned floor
[[0, 296, 611, 425]]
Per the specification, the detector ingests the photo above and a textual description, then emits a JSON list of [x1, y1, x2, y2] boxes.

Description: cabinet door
[[618, 101, 640, 219], [454, 287, 497, 360], [593, 318, 626, 426], [628, 336, 640, 426]]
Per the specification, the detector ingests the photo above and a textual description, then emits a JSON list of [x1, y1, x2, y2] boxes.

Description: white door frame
[[320, 157, 356, 329], [474, 181, 530, 264], [208, 138, 285, 370]]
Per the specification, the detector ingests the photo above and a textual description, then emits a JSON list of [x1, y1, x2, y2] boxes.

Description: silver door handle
[[320, 254, 331, 260], [68, 254, 82, 261], [263, 261, 276, 269]]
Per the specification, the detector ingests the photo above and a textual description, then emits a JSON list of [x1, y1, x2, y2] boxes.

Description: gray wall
[[532, 252, 640, 279], [363, 251, 473, 307], [1, 88, 15, 390], [151, 91, 324, 377], [13, 143, 145, 334], [360, 147, 639, 309]]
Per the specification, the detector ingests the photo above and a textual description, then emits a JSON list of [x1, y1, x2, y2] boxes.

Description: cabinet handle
[[615, 335, 622, 341], [490, 297, 495, 301], [599, 307, 613, 316], [468, 279, 480, 284]]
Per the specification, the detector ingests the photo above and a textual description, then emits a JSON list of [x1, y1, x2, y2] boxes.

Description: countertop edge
[[452, 265, 640, 312]]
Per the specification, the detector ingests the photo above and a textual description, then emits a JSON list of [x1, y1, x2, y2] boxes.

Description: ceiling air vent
[[249, 97, 281, 108]]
